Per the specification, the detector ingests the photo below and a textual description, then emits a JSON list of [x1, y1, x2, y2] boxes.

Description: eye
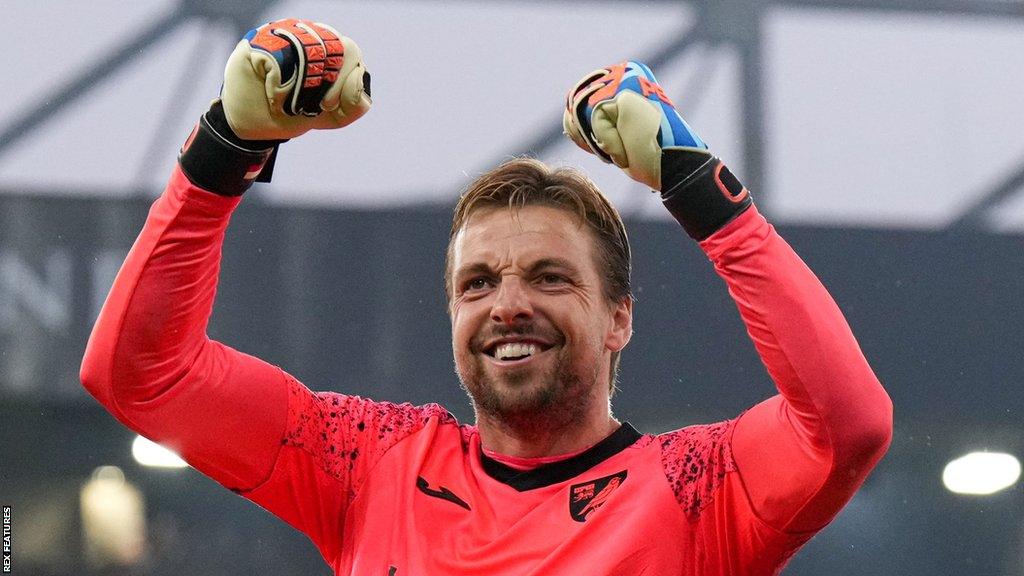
[[538, 273, 567, 285], [465, 277, 492, 291]]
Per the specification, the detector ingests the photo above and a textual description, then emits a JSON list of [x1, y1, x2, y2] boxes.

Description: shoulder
[[281, 377, 466, 474], [655, 419, 738, 519], [284, 378, 458, 436]]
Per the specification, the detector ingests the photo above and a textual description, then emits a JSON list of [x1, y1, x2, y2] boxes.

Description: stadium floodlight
[[131, 435, 189, 469], [942, 451, 1021, 495], [80, 466, 146, 566]]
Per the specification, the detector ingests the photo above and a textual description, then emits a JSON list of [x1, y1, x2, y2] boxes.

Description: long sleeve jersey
[[80, 166, 892, 575]]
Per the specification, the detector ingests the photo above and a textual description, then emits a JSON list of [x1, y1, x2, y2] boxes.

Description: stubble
[[456, 338, 601, 436]]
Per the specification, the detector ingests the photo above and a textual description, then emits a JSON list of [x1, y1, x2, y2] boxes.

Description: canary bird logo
[[569, 470, 628, 522]]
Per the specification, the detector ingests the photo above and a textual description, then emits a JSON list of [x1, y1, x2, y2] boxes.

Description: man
[[81, 19, 892, 575]]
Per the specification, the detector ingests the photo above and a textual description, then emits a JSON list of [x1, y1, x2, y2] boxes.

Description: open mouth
[[483, 341, 553, 363]]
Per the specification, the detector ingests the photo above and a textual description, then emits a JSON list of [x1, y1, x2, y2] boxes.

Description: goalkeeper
[[81, 19, 892, 575]]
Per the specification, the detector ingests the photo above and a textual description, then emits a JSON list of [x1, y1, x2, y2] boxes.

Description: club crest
[[569, 470, 628, 522]]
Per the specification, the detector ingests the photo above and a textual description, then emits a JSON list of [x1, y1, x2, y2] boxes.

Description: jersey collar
[[479, 423, 641, 491]]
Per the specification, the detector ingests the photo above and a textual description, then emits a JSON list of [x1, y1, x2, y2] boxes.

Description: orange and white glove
[[179, 18, 372, 196], [221, 18, 371, 140]]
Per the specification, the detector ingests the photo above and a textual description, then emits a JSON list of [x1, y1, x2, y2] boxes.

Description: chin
[[457, 351, 595, 427]]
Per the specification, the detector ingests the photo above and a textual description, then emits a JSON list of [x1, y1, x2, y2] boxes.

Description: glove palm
[[563, 61, 706, 191], [222, 18, 372, 140]]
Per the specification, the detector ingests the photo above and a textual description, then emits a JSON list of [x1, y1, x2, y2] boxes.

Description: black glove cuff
[[660, 149, 753, 241], [177, 102, 285, 196]]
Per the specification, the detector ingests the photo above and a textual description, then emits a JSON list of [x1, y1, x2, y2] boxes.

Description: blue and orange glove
[[564, 61, 751, 240], [180, 19, 372, 196]]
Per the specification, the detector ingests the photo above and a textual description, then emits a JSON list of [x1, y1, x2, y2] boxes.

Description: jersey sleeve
[[79, 166, 454, 561], [696, 205, 893, 534], [80, 166, 287, 489]]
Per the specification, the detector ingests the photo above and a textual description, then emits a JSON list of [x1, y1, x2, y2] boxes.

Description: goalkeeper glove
[[179, 18, 372, 196], [563, 61, 750, 240]]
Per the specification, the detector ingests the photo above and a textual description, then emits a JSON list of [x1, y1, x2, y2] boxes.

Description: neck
[[476, 403, 620, 458]]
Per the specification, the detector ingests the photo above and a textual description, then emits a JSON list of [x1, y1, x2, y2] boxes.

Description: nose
[[490, 275, 533, 325]]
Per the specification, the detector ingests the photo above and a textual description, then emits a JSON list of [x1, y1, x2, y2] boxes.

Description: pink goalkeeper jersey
[[81, 167, 892, 575]]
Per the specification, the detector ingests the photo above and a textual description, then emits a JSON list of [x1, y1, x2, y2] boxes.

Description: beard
[[455, 326, 602, 435]]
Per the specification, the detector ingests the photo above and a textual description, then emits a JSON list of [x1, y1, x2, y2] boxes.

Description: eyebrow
[[527, 258, 581, 276], [453, 257, 582, 281]]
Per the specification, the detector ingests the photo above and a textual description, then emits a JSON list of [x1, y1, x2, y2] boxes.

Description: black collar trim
[[479, 423, 641, 492]]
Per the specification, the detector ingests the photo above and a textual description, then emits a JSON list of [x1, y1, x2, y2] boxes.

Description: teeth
[[494, 342, 538, 360]]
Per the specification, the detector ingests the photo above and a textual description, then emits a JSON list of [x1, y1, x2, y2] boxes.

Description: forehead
[[452, 204, 598, 267]]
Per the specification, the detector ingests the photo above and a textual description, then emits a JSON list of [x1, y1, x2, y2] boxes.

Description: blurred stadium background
[[2, 0, 1023, 574]]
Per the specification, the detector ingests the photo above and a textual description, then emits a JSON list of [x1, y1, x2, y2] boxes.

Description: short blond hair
[[446, 157, 632, 390]]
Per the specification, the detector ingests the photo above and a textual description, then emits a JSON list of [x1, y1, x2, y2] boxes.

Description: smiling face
[[449, 204, 632, 430]]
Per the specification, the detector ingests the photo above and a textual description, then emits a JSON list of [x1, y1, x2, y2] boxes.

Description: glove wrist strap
[[660, 149, 753, 241], [178, 102, 284, 196]]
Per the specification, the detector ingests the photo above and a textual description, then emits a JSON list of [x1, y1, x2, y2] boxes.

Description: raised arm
[[699, 205, 892, 533], [563, 61, 892, 534], [80, 164, 286, 487], [80, 19, 373, 555]]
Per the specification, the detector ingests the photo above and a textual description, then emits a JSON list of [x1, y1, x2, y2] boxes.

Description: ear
[[604, 296, 633, 352]]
